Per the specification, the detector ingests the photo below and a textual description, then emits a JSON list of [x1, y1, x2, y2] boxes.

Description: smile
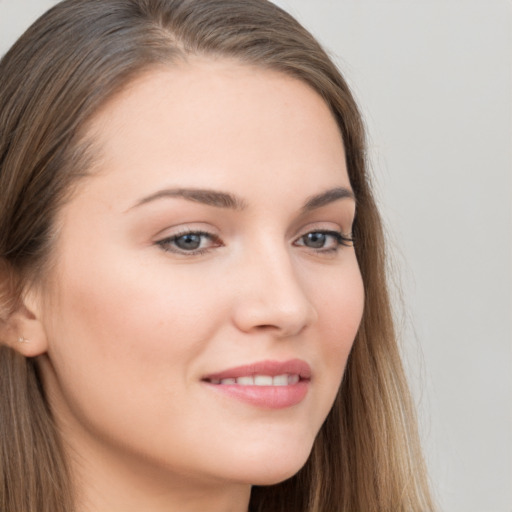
[[207, 374, 301, 386], [202, 360, 310, 409]]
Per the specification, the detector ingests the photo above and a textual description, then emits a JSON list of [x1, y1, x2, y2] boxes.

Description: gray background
[[1, 1, 511, 510]]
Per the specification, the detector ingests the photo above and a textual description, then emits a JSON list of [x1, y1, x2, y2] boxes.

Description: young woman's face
[[36, 60, 364, 496]]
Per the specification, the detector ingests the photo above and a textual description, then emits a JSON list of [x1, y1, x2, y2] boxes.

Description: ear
[[0, 288, 49, 358]]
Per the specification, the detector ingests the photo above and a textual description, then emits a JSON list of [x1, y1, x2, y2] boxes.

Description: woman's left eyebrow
[[301, 187, 355, 212]]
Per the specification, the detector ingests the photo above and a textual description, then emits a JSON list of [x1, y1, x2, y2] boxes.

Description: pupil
[[306, 232, 326, 248], [176, 234, 201, 250]]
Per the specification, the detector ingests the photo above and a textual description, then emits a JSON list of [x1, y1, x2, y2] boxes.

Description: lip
[[203, 359, 311, 381], [202, 359, 311, 409]]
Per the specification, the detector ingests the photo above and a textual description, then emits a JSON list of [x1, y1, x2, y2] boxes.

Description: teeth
[[254, 375, 272, 386], [273, 374, 288, 386], [214, 374, 300, 386], [288, 374, 300, 385]]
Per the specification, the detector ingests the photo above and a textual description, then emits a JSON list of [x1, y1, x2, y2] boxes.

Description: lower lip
[[204, 381, 309, 409]]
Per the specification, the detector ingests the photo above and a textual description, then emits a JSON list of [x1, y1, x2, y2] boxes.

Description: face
[[35, 59, 364, 494]]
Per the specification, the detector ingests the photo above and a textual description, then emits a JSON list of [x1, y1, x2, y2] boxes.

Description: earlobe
[[0, 293, 49, 358]]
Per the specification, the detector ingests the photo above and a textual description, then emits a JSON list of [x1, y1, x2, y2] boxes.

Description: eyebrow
[[301, 187, 355, 212], [129, 186, 354, 212], [129, 188, 247, 211]]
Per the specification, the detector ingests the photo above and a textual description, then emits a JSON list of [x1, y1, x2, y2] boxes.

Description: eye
[[156, 230, 221, 255], [295, 230, 353, 252]]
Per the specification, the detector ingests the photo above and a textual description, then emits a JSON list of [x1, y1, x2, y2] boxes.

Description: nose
[[231, 246, 318, 338]]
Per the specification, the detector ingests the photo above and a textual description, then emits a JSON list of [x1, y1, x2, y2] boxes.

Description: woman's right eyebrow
[[126, 188, 248, 212]]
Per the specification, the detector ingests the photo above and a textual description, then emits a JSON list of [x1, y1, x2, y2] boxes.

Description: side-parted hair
[[0, 1, 434, 511]]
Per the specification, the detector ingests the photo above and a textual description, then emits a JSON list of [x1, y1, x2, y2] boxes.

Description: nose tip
[[231, 255, 318, 337], [234, 299, 318, 337]]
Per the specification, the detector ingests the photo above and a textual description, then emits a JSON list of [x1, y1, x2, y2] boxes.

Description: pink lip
[[203, 359, 311, 381], [202, 359, 311, 409]]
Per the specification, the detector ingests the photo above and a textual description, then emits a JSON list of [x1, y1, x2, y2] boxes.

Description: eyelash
[[156, 230, 221, 256], [156, 229, 354, 256], [294, 230, 354, 253]]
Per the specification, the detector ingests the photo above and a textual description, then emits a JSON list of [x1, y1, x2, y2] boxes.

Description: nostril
[[232, 294, 317, 336]]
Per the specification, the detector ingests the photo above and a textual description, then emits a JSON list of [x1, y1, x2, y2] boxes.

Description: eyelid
[[155, 227, 222, 256], [292, 221, 354, 254], [152, 221, 354, 257], [294, 229, 352, 247], [294, 220, 353, 239]]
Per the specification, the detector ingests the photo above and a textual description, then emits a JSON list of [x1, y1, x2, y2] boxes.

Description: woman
[[0, 0, 434, 511]]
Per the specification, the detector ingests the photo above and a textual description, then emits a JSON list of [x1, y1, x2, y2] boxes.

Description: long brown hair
[[0, 1, 434, 510]]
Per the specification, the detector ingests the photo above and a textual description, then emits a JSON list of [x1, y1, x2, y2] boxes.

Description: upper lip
[[202, 359, 312, 382]]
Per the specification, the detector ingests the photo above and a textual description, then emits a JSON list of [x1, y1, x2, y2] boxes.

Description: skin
[[18, 59, 364, 511]]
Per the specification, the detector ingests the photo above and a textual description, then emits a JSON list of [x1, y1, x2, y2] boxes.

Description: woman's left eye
[[156, 231, 221, 255], [294, 230, 353, 252]]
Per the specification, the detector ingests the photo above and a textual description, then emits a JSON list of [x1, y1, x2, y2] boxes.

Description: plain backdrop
[[1, 1, 511, 511]]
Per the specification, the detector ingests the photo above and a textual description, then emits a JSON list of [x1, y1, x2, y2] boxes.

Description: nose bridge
[[232, 239, 317, 336]]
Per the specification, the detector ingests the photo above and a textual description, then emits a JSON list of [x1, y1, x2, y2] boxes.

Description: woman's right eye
[[156, 231, 221, 255]]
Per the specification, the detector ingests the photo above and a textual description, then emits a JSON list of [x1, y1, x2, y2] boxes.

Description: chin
[[227, 438, 315, 487], [248, 463, 308, 487]]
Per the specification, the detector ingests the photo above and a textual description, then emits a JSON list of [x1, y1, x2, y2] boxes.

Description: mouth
[[202, 359, 311, 409], [206, 374, 301, 386]]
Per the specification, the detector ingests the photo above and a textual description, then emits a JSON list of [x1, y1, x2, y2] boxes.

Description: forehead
[[78, 58, 349, 210]]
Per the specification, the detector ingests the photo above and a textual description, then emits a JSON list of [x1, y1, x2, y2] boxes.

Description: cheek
[[52, 249, 217, 355], [40, 252, 227, 460], [315, 257, 364, 342], [43, 249, 220, 412], [309, 258, 364, 390]]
